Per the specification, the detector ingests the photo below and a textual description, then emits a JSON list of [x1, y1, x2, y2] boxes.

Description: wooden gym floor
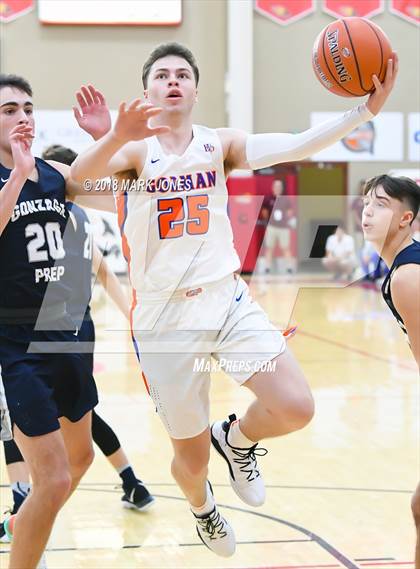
[[1, 273, 418, 568]]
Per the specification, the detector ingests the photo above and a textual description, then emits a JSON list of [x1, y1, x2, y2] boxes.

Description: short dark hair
[[364, 174, 420, 224], [142, 42, 199, 88], [0, 74, 32, 97], [42, 144, 77, 166]]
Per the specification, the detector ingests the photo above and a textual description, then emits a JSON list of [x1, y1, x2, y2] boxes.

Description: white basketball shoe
[[211, 414, 267, 507], [193, 482, 236, 557]]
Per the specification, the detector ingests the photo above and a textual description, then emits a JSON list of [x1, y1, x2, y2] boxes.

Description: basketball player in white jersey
[[71, 43, 398, 557]]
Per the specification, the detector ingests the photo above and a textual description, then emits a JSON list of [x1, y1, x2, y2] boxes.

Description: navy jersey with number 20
[[0, 158, 70, 316]]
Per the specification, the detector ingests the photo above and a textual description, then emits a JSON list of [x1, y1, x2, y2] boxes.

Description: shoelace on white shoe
[[231, 444, 268, 481], [197, 509, 227, 540]]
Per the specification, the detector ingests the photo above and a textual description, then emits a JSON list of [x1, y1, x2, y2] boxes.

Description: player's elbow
[[69, 160, 83, 183], [70, 157, 92, 184]]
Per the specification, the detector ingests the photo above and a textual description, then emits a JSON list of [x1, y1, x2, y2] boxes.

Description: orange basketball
[[312, 17, 392, 97]]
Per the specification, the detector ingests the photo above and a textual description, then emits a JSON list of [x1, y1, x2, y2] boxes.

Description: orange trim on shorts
[[115, 193, 148, 393], [283, 325, 298, 340], [116, 192, 131, 264], [129, 288, 137, 333], [141, 371, 151, 395]]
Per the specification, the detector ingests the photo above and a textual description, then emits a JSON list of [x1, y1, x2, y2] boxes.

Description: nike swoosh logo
[[1, 178, 9, 183], [235, 291, 243, 302], [151, 158, 160, 164]]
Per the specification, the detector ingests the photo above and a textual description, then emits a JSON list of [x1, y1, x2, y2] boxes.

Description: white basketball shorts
[[131, 274, 286, 439]]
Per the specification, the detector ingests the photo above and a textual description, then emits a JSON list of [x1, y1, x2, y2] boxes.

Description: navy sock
[[12, 490, 27, 514], [119, 466, 137, 492]]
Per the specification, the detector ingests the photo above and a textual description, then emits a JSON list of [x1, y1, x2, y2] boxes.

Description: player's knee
[[270, 393, 315, 432], [41, 470, 72, 511], [80, 447, 95, 473], [297, 394, 315, 428], [70, 447, 95, 479], [411, 488, 420, 526]]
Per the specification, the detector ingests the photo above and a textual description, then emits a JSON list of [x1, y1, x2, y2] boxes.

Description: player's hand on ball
[[112, 99, 171, 143], [10, 124, 35, 179], [73, 84, 112, 140], [366, 52, 398, 116]]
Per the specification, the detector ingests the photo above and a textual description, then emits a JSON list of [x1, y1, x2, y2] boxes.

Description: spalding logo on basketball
[[312, 17, 392, 97]]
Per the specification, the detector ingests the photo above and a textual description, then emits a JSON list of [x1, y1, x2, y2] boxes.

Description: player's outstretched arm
[[71, 98, 170, 183], [392, 264, 420, 368], [73, 84, 112, 141], [46, 160, 116, 213], [67, 85, 117, 210], [221, 53, 398, 172], [92, 243, 130, 320], [0, 125, 35, 236]]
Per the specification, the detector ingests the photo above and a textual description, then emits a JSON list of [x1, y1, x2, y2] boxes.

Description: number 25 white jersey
[[116, 125, 241, 297]]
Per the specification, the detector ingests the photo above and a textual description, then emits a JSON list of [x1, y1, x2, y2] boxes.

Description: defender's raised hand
[[112, 98, 170, 144], [366, 52, 399, 116], [73, 84, 112, 140], [10, 124, 35, 179]]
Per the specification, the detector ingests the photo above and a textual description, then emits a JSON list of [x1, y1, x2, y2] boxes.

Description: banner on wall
[[0, 0, 33, 22], [254, 0, 315, 25], [388, 169, 420, 185], [310, 112, 404, 161], [408, 113, 420, 163], [389, 0, 420, 26], [322, 0, 384, 18], [38, 0, 182, 26]]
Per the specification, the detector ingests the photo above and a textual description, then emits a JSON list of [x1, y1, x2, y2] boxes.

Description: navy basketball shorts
[[0, 316, 98, 439], [76, 316, 95, 374]]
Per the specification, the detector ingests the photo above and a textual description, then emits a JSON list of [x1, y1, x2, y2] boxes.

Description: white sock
[[227, 419, 256, 448], [12, 481, 31, 497], [116, 463, 131, 475], [190, 482, 215, 517]]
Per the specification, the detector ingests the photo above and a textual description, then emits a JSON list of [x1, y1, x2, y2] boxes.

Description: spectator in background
[[359, 240, 388, 287], [322, 225, 357, 281], [262, 179, 295, 274]]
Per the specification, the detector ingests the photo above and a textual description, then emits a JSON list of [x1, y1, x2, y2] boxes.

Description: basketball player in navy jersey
[[362, 175, 420, 569], [0, 143, 154, 542], [71, 43, 398, 557], [0, 75, 129, 569], [44, 144, 154, 512]]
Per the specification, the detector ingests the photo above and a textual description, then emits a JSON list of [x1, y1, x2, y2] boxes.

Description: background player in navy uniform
[[362, 175, 420, 569], [0, 144, 154, 545], [0, 75, 123, 569], [45, 144, 154, 512]]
